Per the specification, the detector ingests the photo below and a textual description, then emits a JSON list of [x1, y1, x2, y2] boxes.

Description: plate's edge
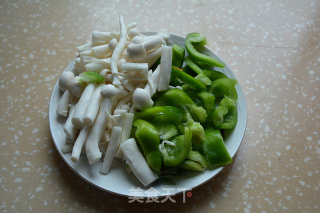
[[49, 32, 247, 198]]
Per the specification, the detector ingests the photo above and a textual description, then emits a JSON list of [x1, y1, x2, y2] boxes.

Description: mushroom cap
[[59, 71, 74, 91], [132, 88, 153, 110], [101, 84, 120, 99]]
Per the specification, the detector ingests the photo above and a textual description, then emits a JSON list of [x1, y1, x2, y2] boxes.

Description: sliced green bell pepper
[[212, 96, 237, 129], [210, 78, 238, 101], [203, 128, 232, 169], [171, 66, 207, 90], [133, 119, 162, 171], [153, 122, 178, 140], [134, 106, 183, 125], [154, 88, 193, 107], [185, 32, 225, 68], [181, 150, 208, 172], [185, 56, 212, 86], [190, 122, 205, 151], [172, 44, 185, 68], [203, 70, 228, 81], [197, 91, 215, 119], [160, 127, 192, 167], [186, 104, 207, 123]]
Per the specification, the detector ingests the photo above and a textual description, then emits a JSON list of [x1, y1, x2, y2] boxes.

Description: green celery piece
[[80, 71, 105, 83]]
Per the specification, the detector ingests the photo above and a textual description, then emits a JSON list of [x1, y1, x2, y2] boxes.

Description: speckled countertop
[[1, 0, 319, 212]]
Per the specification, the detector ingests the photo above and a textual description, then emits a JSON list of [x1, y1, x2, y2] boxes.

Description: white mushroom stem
[[127, 22, 137, 31], [145, 65, 160, 96], [133, 47, 162, 68], [84, 84, 104, 126], [92, 31, 117, 46], [114, 91, 133, 110], [126, 35, 164, 60], [128, 28, 140, 39], [56, 90, 72, 117], [91, 44, 112, 59], [132, 87, 153, 111], [77, 42, 91, 52], [120, 138, 158, 186], [61, 143, 74, 154], [59, 71, 74, 92], [74, 58, 84, 74], [71, 125, 90, 163], [72, 83, 96, 129], [68, 76, 85, 98], [113, 109, 127, 129], [79, 50, 93, 57], [100, 126, 123, 174], [120, 62, 148, 74], [120, 112, 134, 143], [158, 45, 173, 91], [64, 105, 78, 141], [110, 15, 127, 86], [85, 60, 110, 73], [108, 38, 118, 51], [85, 98, 113, 165], [132, 35, 146, 44]]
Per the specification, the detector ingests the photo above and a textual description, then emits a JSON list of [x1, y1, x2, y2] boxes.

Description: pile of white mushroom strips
[[56, 16, 173, 186]]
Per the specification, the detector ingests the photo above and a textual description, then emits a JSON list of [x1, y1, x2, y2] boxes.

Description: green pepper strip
[[155, 88, 193, 107], [185, 56, 212, 86], [160, 127, 192, 167], [198, 91, 215, 119], [171, 66, 206, 90], [134, 106, 183, 125], [185, 32, 225, 68], [210, 78, 238, 101], [203, 128, 232, 169], [172, 44, 185, 68], [212, 96, 237, 129], [133, 119, 162, 171], [203, 70, 228, 81]]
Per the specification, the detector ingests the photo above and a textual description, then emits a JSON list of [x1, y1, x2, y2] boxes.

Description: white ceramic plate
[[49, 33, 247, 197]]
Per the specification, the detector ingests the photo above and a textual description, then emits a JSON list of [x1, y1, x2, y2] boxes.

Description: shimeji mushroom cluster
[[56, 16, 172, 185]]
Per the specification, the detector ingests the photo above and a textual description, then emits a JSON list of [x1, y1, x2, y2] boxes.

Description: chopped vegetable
[[158, 45, 173, 91], [202, 128, 232, 169], [159, 127, 192, 167], [133, 119, 162, 171], [212, 96, 237, 129], [171, 66, 206, 90], [172, 44, 185, 68], [185, 32, 225, 68], [210, 78, 238, 101], [120, 138, 158, 186]]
